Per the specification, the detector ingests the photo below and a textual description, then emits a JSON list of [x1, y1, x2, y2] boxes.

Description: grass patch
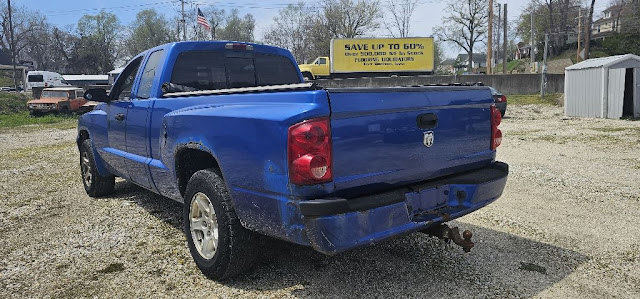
[[624, 158, 640, 169], [0, 111, 77, 129], [519, 262, 547, 274], [508, 129, 543, 136], [535, 135, 566, 144], [0, 91, 31, 114], [495, 60, 526, 73], [507, 94, 561, 105], [591, 127, 640, 134], [7, 142, 74, 160], [0, 92, 77, 130], [97, 262, 125, 274]]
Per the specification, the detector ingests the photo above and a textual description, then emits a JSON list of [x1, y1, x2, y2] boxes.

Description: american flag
[[197, 8, 211, 31]]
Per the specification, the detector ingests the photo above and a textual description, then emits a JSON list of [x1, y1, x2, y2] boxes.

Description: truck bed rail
[[162, 82, 319, 98]]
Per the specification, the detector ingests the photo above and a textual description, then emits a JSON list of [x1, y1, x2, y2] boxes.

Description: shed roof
[[566, 54, 640, 71]]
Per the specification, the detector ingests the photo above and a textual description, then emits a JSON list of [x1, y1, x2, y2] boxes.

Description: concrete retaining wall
[[315, 74, 565, 95]]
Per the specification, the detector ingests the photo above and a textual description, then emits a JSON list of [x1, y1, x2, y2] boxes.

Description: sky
[[21, 0, 612, 58]]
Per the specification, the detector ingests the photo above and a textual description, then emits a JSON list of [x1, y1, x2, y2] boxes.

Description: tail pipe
[[421, 224, 474, 253]]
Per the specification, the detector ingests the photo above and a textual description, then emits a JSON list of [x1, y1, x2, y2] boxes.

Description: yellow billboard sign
[[330, 37, 434, 73]]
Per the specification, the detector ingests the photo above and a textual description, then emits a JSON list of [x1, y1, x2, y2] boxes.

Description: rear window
[[28, 75, 44, 82], [170, 51, 299, 91]]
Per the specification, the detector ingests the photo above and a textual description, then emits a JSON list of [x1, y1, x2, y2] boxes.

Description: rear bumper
[[300, 161, 508, 254]]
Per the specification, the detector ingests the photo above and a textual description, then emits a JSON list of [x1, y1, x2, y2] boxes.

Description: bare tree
[[263, 3, 316, 63], [385, 0, 419, 37], [217, 9, 255, 42], [322, 0, 381, 38], [205, 7, 226, 40], [264, 0, 377, 62], [0, 4, 45, 60], [435, 0, 488, 71]]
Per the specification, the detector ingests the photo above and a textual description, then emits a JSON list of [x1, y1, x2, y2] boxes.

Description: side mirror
[[84, 88, 109, 102]]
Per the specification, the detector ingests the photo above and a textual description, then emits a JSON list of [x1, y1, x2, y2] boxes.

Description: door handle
[[417, 113, 438, 129], [114, 113, 125, 121]]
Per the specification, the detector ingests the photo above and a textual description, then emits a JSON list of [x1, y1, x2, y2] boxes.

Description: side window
[[317, 58, 327, 65], [76, 90, 84, 98], [136, 50, 164, 99], [68, 91, 75, 99], [111, 57, 143, 101]]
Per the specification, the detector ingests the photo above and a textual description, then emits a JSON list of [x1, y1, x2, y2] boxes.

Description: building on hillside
[[515, 42, 532, 60], [437, 59, 456, 74], [592, 4, 628, 39], [455, 53, 487, 72], [565, 54, 640, 119]]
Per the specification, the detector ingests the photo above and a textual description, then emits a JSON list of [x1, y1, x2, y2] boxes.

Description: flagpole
[[195, 5, 199, 40]]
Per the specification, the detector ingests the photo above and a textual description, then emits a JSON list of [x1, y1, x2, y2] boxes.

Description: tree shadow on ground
[[110, 180, 589, 298]]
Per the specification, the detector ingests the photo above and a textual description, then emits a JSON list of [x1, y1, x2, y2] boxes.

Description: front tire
[[183, 168, 257, 280], [302, 72, 314, 81], [80, 139, 115, 197]]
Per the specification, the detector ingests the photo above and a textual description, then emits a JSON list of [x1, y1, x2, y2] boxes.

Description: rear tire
[[184, 168, 257, 280], [80, 139, 115, 197]]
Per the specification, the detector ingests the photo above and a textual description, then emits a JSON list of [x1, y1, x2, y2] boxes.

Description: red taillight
[[491, 105, 502, 150], [497, 95, 507, 103], [288, 117, 332, 185]]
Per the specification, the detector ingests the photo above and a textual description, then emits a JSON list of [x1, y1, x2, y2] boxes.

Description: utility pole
[[577, 8, 582, 62], [503, 4, 507, 74], [530, 11, 535, 72], [496, 3, 501, 72], [540, 34, 548, 97], [181, 0, 187, 41], [8, 0, 17, 90], [487, 0, 493, 74]]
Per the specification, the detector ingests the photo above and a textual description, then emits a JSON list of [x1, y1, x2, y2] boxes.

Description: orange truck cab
[[27, 87, 86, 116]]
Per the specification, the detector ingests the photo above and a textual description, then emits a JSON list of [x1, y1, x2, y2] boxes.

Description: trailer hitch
[[421, 224, 474, 253]]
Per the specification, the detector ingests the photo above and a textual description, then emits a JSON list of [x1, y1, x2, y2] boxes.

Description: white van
[[26, 71, 70, 91]]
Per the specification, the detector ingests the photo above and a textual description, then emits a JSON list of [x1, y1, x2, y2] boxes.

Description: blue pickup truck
[[77, 41, 508, 280]]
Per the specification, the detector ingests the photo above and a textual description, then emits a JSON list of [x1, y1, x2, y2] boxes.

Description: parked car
[[77, 41, 508, 280], [489, 86, 507, 116], [27, 87, 86, 116]]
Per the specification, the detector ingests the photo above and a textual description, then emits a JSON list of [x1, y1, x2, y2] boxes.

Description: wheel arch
[[175, 146, 223, 198], [77, 129, 90, 148]]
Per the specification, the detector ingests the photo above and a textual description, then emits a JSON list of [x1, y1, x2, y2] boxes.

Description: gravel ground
[[0, 104, 639, 298]]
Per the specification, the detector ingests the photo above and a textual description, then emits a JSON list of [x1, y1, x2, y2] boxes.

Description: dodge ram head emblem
[[423, 131, 434, 147]]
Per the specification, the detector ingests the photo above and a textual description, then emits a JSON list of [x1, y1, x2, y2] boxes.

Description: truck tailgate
[[327, 86, 495, 197]]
